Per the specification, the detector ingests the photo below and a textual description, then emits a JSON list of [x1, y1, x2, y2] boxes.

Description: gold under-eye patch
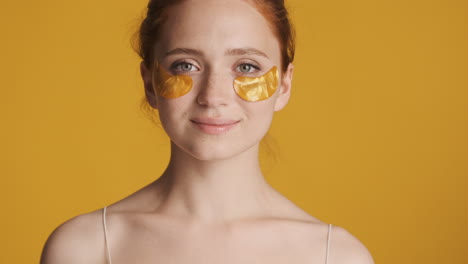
[[152, 63, 193, 99], [233, 66, 279, 102]]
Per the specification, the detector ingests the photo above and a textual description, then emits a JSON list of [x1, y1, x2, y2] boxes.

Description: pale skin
[[41, 0, 374, 263]]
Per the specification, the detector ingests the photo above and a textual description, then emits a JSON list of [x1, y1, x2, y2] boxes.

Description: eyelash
[[171, 60, 199, 73], [236, 63, 261, 74]]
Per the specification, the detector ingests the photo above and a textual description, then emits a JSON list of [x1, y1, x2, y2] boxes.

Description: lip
[[191, 117, 240, 135]]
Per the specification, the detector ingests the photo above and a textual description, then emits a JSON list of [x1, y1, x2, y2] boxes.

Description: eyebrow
[[163, 47, 269, 59], [164, 48, 203, 58], [225, 48, 269, 59]]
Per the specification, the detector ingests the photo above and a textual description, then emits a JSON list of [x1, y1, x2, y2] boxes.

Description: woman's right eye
[[172, 62, 198, 73]]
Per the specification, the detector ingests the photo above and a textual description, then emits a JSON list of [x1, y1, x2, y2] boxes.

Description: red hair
[[133, 0, 295, 72]]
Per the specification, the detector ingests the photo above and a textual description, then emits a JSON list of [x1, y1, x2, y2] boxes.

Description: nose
[[196, 70, 233, 107]]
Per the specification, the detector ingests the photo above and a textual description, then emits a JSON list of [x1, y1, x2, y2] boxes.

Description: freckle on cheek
[[152, 64, 279, 102]]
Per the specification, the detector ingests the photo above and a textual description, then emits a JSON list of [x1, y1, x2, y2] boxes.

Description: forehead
[[155, 0, 280, 61]]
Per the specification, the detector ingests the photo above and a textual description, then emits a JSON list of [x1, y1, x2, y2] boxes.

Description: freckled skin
[[154, 62, 279, 102]]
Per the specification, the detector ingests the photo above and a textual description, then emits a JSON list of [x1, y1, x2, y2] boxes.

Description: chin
[[174, 138, 259, 162]]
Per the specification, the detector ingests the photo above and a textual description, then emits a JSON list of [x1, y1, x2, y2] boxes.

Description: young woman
[[41, 0, 374, 263]]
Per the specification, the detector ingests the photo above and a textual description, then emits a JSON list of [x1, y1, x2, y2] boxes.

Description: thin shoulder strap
[[325, 223, 332, 264], [102, 207, 112, 264]]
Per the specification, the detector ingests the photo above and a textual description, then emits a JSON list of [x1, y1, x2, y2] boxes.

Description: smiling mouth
[[190, 118, 240, 135]]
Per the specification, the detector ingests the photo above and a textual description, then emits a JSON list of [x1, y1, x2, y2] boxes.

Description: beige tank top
[[102, 207, 333, 264]]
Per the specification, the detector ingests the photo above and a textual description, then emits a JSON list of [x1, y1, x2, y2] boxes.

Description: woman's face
[[142, 0, 293, 161]]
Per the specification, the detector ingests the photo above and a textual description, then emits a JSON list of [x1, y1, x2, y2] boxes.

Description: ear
[[274, 63, 294, 111], [140, 61, 158, 109]]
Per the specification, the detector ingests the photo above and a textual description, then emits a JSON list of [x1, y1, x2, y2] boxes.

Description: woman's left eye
[[237, 63, 260, 73]]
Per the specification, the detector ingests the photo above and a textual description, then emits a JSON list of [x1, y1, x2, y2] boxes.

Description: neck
[[154, 141, 277, 222]]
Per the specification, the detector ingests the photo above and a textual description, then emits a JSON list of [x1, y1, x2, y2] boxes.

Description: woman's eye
[[173, 62, 198, 72], [237, 63, 259, 73]]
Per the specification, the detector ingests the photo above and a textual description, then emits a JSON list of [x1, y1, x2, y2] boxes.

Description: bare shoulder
[[40, 209, 106, 264], [329, 225, 374, 264]]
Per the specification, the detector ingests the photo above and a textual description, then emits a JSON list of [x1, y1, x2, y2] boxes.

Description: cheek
[[244, 101, 276, 132], [233, 66, 279, 102], [156, 99, 189, 131], [153, 64, 193, 99]]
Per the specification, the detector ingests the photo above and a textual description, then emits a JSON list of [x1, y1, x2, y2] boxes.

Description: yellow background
[[1, 0, 467, 263]]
